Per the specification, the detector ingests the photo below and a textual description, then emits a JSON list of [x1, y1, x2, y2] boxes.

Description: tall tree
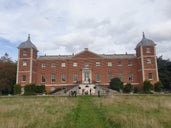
[[0, 53, 17, 94], [157, 56, 171, 90]]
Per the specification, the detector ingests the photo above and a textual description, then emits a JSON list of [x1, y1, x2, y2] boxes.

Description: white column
[[29, 48, 33, 83], [140, 46, 145, 81], [154, 48, 159, 81], [16, 49, 20, 84]]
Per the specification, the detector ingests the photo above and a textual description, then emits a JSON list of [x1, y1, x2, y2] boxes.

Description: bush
[[24, 83, 36, 95], [143, 80, 153, 93], [109, 78, 123, 91], [133, 86, 139, 93], [154, 81, 163, 92], [35, 84, 45, 93], [13, 84, 21, 95], [124, 83, 133, 93], [24, 84, 46, 95]]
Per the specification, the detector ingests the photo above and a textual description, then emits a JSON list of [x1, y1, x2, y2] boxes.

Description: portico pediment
[[73, 48, 102, 59]]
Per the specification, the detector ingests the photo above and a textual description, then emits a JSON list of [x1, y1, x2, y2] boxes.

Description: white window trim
[[61, 63, 66, 67], [96, 62, 101, 66], [73, 62, 78, 67], [41, 63, 46, 68], [23, 61, 27, 66], [108, 62, 112, 67]]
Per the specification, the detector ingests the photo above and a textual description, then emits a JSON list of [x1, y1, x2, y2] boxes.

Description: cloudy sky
[[0, 0, 171, 61]]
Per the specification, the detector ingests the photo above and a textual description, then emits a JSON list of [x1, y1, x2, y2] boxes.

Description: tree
[[124, 83, 133, 93], [154, 81, 163, 92], [0, 53, 12, 63], [0, 53, 17, 94], [109, 78, 123, 91], [157, 56, 171, 90], [143, 80, 153, 93]]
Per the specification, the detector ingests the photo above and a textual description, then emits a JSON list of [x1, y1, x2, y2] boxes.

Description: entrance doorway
[[82, 69, 92, 84]]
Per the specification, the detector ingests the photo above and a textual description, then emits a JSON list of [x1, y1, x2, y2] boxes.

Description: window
[[128, 73, 133, 82], [108, 62, 112, 66], [73, 74, 78, 82], [96, 62, 100, 66], [117, 61, 122, 66], [22, 75, 26, 82], [41, 75, 46, 82], [51, 74, 56, 82], [41, 63, 46, 68], [61, 63, 66, 67], [23, 49, 28, 56], [73, 62, 78, 67], [146, 47, 151, 53], [108, 73, 113, 81], [23, 60, 27, 66], [118, 73, 123, 81], [61, 74, 66, 82], [148, 73, 153, 80], [84, 63, 89, 68], [96, 74, 101, 81], [51, 63, 56, 68], [147, 58, 152, 64], [128, 61, 133, 66]]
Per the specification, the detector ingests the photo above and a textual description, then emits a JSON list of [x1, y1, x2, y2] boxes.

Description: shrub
[[109, 78, 123, 91], [35, 84, 45, 93], [13, 84, 21, 95], [124, 83, 133, 93], [24, 83, 36, 95], [133, 86, 139, 93], [143, 80, 153, 93], [154, 81, 163, 92]]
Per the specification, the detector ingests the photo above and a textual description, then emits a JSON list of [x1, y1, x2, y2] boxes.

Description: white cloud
[[0, 0, 171, 60]]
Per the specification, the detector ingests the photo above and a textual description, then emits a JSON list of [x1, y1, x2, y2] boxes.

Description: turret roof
[[18, 34, 38, 50], [136, 32, 156, 48]]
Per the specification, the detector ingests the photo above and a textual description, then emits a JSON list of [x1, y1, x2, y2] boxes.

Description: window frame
[[73, 62, 78, 67], [146, 47, 151, 53], [147, 58, 152, 64], [22, 60, 27, 66], [61, 74, 66, 82], [96, 62, 101, 66], [51, 74, 56, 83], [22, 75, 26, 82], [96, 73, 101, 82], [41, 63, 46, 68], [148, 73, 153, 80], [41, 75, 46, 83], [61, 63, 66, 67], [107, 62, 112, 67]]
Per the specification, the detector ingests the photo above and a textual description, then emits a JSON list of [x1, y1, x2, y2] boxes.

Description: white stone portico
[[78, 84, 96, 95]]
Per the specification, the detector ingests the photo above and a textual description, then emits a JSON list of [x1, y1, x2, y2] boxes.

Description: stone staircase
[[65, 84, 115, 96]]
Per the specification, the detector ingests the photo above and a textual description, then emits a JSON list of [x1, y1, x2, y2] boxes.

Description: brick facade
[[16, 34, 159, 92]]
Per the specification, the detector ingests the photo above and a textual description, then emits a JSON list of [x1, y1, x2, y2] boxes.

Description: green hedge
[[24, 84, 45, 95]]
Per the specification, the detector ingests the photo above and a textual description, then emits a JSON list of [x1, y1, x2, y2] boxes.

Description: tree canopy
[[157, 56, 171, 90], [0, 53, 17, 94]]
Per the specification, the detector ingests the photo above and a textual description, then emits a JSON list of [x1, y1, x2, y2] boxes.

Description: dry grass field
[[0, 95, 171, 128]]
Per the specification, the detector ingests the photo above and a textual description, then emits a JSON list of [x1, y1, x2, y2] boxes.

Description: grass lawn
[[0, 95, 171, 128]]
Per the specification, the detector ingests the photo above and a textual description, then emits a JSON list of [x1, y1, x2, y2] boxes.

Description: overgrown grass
[[0, 96, 77, 128], [95, 95, 171, 128], [0, 95, 171, 128]]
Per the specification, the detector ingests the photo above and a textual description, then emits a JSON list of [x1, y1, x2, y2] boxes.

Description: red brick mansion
[[16, 33, 159, 92]]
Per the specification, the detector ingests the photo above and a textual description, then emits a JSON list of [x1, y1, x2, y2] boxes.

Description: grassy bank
[[0, 95, 171, 128]]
